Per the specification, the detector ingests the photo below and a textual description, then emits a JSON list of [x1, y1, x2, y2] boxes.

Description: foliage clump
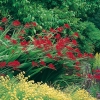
[[0, 72, 96, 100]]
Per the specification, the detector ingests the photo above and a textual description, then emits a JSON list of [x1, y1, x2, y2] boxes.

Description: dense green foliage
[[0, 0, 100, 53], [0, 0, 100, 99]]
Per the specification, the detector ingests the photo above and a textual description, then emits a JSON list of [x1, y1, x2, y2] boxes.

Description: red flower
[[20, 30, 26, 34], [94, 69, 100, 73], [64, 24, 70, 29], [55, 33, 61, 39], [57, 51, 63, 56], [48, 63, 56, 70], [65, 37, 70, 43], [88, 53, 94, 58], [75, 61, 80, 66], [74, 48, 80, 53], [1, 17, 7, 23], [0, 62, 6, 68], [87, 74, 93, 79], [57, 27, 63, 33], [24, 23, 30, 28], [76, 73, 81, 77], [40, 60, 46, 66], [20, 40, 29, 47], [11, 39, 17, 44], [12, 20, 21, 26], [46, 53, 52, 59], [18, 36, 24, 40], [32, 61, 38, 66], [77, 53, 83, 58], [31, 22, 37, 27], [8, 61, 20, 68], [0, 26, 4, 31], [83, 53, 88, 57], [72, 40, 77, 45], [66, 52, 76, 60], [94, 74, 100, 80], [50, 28, 56, 33], [74, 66, 81, 70], [5, 35, 11, 40], [73, 32, 79, 37], [66, 46, 73, 50]]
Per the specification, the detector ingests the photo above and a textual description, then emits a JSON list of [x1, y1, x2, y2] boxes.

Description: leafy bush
[[89, 9, 100, 29], [0, 72, 72, 100], [1, 0, 100, 53], [73, 21, 100, 53]]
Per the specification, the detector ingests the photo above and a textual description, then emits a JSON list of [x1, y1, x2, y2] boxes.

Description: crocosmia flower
[[12, 20, 21, 26], [7, 60, 20, 68], [0, 26, 4, 31], [0, 62, 6, 68], [1, 17, 7, 23], [64, 24, 70, 29], [5, 35, 11, 40], [48, 63, 56, 70]]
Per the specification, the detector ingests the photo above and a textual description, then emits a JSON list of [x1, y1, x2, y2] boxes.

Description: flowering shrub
[[0, 72, 96, 100], [0, 72, 71, 100], [72, 89, 96, 100], [0, 17, 94, 85]]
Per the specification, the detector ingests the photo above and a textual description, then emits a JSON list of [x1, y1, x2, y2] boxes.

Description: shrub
[[0, 72, 71, 100], [74, 21, 100, 53], [0, 72, 96, 100]]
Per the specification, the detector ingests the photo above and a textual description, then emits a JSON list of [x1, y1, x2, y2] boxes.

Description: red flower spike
[[12, 20, 21, 26], [1, 17, 7, 23], [94, 74, 100, 80], [76, 73, 81, 77], [8, 61, 20, 68], [94, 69, 100, 73], [32, 61, 38, 67], [0, 62, 6, 68], [50, 28, 56, 33], [11, 39, 17, 45], [73, 32, 79, 37], [57, 27, 64, 33], [0, 26, 4, 31], [48, 63, 56, 70], [66, 52, 76, 60], [66, 46, 73, 50], [65, 37, 70, 43], [84, 53, 88, 57], [31, 22, 37, 27], [64, 24, 70, 29], [5, 35, 11, 40], [88, 53, 94, 58], [72, 40, 77, 45], [75, 62, 80, 66], [55, 33, 61, 39], [24, 23, 30, 28], [18, 36, 24, 40], [20, 30, 26, 34], [87, 74, 93, 79], [77, 53, 83, 58], [57, 51, 63, 56], [40, 60, 46, 66], [75, 66, 81, 70], [46, 53, 52, 59], [20, 40, 29, 47], [74, 48, 80, 53]]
